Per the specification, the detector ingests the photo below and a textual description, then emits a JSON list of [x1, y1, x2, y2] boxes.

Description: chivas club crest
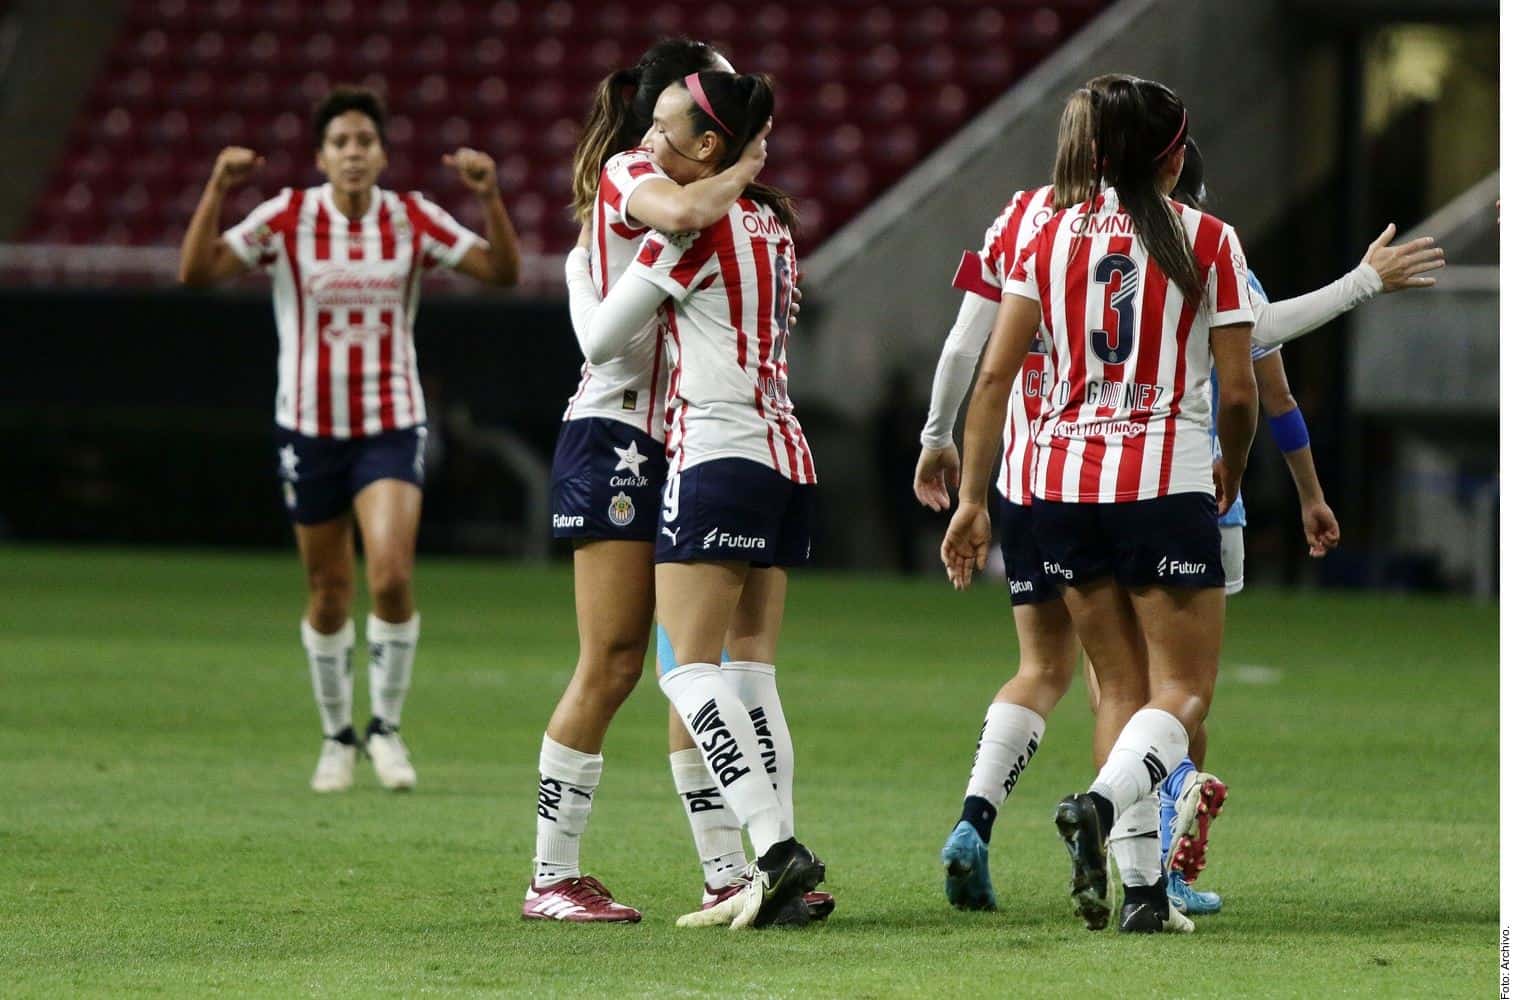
[[608, 491, 636, 527]]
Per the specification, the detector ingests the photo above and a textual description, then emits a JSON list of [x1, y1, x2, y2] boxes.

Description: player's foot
[[1119, 882, 1194, 934], [364, 717, 416, 791], [941, 820, 997, 911], [680, 879, 834, 929], [310, 727, 357, 793], [729, 838, 826, 931], [803, 891, 836, 921], [1168, 772, 1227, 883], [1053, 793, 1110, 931], [1166, 869, 1222, 916], [521, 876, 642, 923]]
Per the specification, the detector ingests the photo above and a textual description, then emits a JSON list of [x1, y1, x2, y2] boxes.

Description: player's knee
[[306, 569, 354, 626], [366, 564, 413, 617]]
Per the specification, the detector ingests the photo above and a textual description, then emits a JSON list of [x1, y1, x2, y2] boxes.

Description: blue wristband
[[1268, 407, 1310, 453]]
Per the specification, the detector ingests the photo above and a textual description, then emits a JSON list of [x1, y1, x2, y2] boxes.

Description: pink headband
[[684, 72, 734, 137], [1154, 109, 1188, 162]]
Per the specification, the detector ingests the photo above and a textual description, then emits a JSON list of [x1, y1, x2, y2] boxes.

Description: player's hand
[[444, 148, 500, 197], [788, 281, 802, 330], [1301, 497, 1340, 558], [736, 117, 771, 179], [1213, 458, 1243, 516], [1361, 223, 1445, 293], [914, 445, 961, 512], [212, 147, 263, 192], [941, 501, 990, 591]]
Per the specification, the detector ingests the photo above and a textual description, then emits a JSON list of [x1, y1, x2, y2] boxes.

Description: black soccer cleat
[[1119, 881, 1194, 934], [751, 838, 827, 929], [1053, 793, 1110, 931]]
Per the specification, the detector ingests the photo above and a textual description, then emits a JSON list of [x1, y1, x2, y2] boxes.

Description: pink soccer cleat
[[1167, 773, 1229, 884], [521, 876, 642, 923]]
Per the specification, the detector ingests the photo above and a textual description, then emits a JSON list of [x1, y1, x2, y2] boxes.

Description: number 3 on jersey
[[1090, 253, 1138, 365]]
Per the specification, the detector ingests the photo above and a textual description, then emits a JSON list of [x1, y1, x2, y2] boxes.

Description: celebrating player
[[178, 86, 520, 793], [525, 38, 774, 924], [914, 75, 1126, 911], [944, 77, 1256, 934], [568, 70, 825, 930]]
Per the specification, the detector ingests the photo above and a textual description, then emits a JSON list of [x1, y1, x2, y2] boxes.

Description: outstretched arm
[[1253, 351, 1339, 557], [915, 292, 997, 511], [1251, 224, 1444, 348]]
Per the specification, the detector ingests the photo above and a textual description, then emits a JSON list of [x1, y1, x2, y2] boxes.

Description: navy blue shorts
[[274, 425, 426, 525], [998, 498, 1063, 606], [1030, 492, 1224, 590], [655, 458, 815, 567], [549, 417, 668, 542]]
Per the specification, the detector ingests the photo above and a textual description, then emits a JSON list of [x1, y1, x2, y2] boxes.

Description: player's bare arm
[[1254, 351, 1340, 557], [942, 292, 1038, 590], [623, 118, 770, 233], [444, 147, 521, 286], [178, 146, 261, 286], [1210, 322, 1258, 515]]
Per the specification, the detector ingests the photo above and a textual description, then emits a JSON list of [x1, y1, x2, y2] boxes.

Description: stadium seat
[[20, 0, 1112, 261]]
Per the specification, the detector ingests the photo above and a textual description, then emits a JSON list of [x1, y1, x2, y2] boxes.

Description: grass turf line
[[0, 547, 1497, 997]]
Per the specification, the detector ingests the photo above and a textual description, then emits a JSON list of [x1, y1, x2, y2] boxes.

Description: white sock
[[533, 734, 602, 886], [659, 663, 785, 856], [301, 618, 354, 737], [724, 661, 795, 840], [965, 701, 1045, 808], [1109, 792, 1162, 887], [367, 612, 419, 727], [1090, 708, 1189, 817], [670, 748, 748, 889]]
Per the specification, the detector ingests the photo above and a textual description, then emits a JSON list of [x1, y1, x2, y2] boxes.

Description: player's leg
[[295, 514, 359, 793], [522, 538, 654, 923], [352, 474, 423, 791], [944, 500, 1079, 910]]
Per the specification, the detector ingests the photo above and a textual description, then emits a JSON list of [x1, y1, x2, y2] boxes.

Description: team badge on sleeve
[[608, 492, 636, 527]]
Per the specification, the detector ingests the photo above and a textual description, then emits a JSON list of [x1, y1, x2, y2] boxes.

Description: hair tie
[[1153, 109, 1187, 162], [684, 72, 734, 137]]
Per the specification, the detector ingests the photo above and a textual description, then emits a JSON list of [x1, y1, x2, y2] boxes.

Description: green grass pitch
[[1, 547, 1497, 997]]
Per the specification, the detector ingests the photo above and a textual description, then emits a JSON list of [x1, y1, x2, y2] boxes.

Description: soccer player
[[525, 38, 772, 924], [1133, 135, 1444, 917], [568, 70, 825, 930], [177, 86, 520, 793], [914, 76, 1127, 911], [944, 77, 1255, 934]]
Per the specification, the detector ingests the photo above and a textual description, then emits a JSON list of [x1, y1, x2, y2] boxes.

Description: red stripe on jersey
[[950, 250, 999, 302], [670, 222, 724, 289], [594, 188, 609, 298], [346, 219, 365, 437], [407, 193, 458, 248], [609, 220, 640, 240], [1157, 213, 1224, 493], [400, 199, 425, 422], [712, 221, 746, 366], [347, 217, 364, 261], [376, 200, 397, 430], [1214, 230, 1242, 312], [313, 200, 333, 436], [600, 171, 626, 215], [1115, 252, 1172, 498], [646, 319, 663, 437], [995, 189, 1036, 277], [663, 303, 682, 457], [750, 234, 798, 478], [637, 238, 665, 268], [1046, 218, 1094, 501], [276, 190, 306, 432], [665, 309, 691, 470], [627, 161, 655, 179]]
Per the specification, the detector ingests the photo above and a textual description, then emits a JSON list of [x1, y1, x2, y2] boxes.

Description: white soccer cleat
[[365, 724, 416, 791], [677, 876, 756, 928], [310, 739, 356, 793]]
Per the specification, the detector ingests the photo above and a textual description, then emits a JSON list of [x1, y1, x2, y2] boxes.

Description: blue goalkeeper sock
[[1158, 756, 1196, 866]]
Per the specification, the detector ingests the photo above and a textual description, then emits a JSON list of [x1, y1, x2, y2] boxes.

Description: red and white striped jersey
[[627, 198, 816, 484], [951, 184, 1057, 505], [565, 147, 676, 439], [1004, 190, 1254, 502], [223, 183, 480, 438]]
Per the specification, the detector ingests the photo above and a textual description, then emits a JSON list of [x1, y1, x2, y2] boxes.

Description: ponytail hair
[[1091, 77, 1204, 305], [1050, 74, 1129, 211], [679, 70, 798, 232], [570, 38, 727, 223]]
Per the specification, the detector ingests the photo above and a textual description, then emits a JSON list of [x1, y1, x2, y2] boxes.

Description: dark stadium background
[[0, 0, 1497, 595]]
